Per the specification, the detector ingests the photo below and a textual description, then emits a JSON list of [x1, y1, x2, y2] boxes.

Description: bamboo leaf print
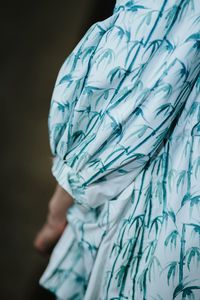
[[165, 261, 179, 286], [128, 214, 144, 232], [187, 224, 200, 238], [173, 282, 200, 299], [104, 90, 110, 100], [81, 46, 96, 63], [181, 193, 191, 208], [149, 216, 163, 236], [134, 106, 149, 122], [185, 247, 200, 271], [110, 243, 122, 257], [188, 102, 199, 116], [58, 73, 73, 85], [41, 1, 200, 299], [120, 152, 147, 165], [176, 170, 187, 192], [165, 39, 175, 53], [182, 287, 200, 300], [122, 238, 135, 259], [144, 240, 155, 263], [168, 169, 176, 191], [129, 124, 152, 138], [125, 2, 146, 12], [155, 103, 174, 117], [164, 230, 179, 250], [180, 194, 200, 217], [148, 256, 162, 282], [145, 11, 152, 25], [173, 282, 186, 299], [185, 33, 200, 53], [189, 195, 200, 210], [115, 265, 127, 288], [88, 158, 105, 170], [196, 76, 200, 92], [125, 40, 144, 67], [137, 268, 148, 292], [83, 86, 103, 96], [107, 66, 127, 83], [117, 168, 129, 174], [154, 83, 173, 98], [191, 122, 200, 136], [127, 188, 135, 205], [193, 156, 200, 178], [96, 48, 115, 69], [104, 145, 128, 164], [114, 25, 131, 44], [178, 0, 195, 21], [85, 114, 100, 133], [51, 123, 66, 143], [186, 33, 200, 42], [115, 25, 125, 40], [168, 209, 176, 224], [165, 5, 179, 27], [56, 102, 68, 112], [72, 130, 85, 143], [176, 59, 189, 81], [155, 181, 163, 204], [96, 24, 107, 36], [193, 15, 200, 25], [143, 39, 163, 58]]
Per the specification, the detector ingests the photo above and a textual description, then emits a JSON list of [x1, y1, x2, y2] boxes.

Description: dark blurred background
[[1, 0, 115, 299]]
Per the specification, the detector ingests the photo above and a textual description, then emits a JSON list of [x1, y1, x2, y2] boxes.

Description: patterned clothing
[[39, 0, 200, 299]]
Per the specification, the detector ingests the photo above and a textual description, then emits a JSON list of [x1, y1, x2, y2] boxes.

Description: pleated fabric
[[39, 0, 200, 299]]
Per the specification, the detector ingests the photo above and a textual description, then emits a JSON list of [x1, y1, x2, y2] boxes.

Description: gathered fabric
[[39, 0, 200, 299]]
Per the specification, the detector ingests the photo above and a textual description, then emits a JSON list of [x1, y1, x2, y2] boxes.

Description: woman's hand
[[33, 183, 74, 255]]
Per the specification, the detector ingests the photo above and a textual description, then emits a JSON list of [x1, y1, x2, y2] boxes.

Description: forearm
[[48, 183, 74, 224]]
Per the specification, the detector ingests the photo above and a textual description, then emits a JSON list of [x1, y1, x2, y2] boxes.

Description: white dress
[[39, 0, 200, 299]]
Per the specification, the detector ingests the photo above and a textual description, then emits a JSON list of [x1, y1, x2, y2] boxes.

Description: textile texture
[[39, 0, 200, 299]]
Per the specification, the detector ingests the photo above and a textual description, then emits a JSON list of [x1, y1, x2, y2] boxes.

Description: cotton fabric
[[39, 0, 200, 299]]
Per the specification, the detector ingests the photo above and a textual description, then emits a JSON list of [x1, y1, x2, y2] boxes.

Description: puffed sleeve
[[48, 3, 200, 209]]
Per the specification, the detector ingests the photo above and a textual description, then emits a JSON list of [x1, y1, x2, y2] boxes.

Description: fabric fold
[[39, 0, 200, 299]]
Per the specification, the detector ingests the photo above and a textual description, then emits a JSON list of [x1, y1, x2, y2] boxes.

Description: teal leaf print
[[129, 124, 152, 138], [186, 33, 200, 52], [143, 39, 162, 58], [40, 1, 200, 299], [185, 247, 200, 271], [107, 66, 127, 83], [125, 2, 146, 12], [193, 156, 200, 178], [165, 261, 179, 286], [115, 265, 127, 288], [137, 268, 148, 292], [83, 86, 103, 96], [147, 256, 162, 282], [191, 122, 200, 136], [149, 216, 163, 236], [180, 194, 200, 217], [155, 103, 174, 117], [72, 130, 85, 143], [164, 230, 179, 250], [176, 170, 187, 192], [188, 102, 199, 116], [187, 224, 200, 237], [165, 5, 179, 27], [173, 282, 200, 300], [168, 169, 176, 191], [96, 48, 115, 69], [81, 46, 96, 63]]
